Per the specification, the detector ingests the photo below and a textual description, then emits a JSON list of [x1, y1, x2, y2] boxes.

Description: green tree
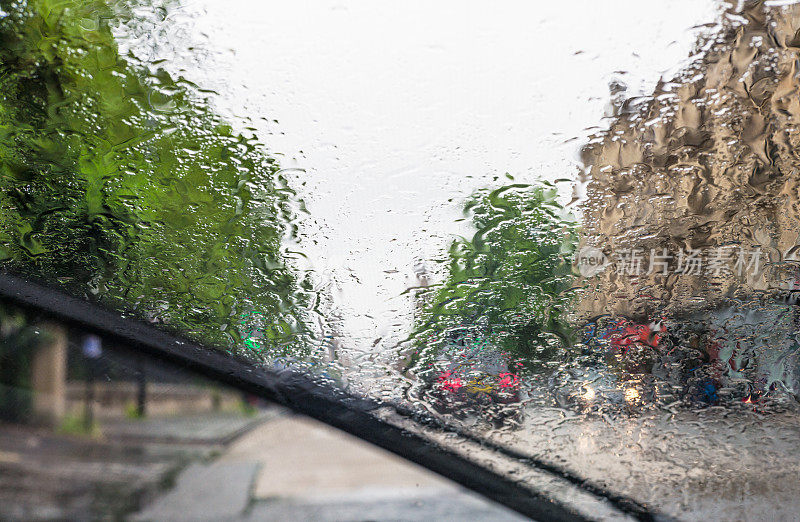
[[410, 183, 578, 375], [0, 0, 312, 358]]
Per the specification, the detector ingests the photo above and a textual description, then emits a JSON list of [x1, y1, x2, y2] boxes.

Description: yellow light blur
[[624, 387, 640, 403]]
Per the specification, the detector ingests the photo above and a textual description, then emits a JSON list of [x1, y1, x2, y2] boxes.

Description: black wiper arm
[[0, 271, 659, 522]]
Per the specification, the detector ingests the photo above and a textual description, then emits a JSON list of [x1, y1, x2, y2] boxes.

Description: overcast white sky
[[146, 0, 722, 373]]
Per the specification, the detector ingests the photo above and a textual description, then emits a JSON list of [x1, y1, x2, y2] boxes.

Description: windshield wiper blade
[[0, 271, 660, 521]]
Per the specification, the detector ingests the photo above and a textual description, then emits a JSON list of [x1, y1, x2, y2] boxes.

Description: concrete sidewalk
[[0, 410, 271, 521], [102, 410, 274, 445], [133, 412, 526, 521]]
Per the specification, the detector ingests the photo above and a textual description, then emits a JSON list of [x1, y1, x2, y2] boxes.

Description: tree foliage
[[0, 0, 312, 356], [411, 183, 578, 374]]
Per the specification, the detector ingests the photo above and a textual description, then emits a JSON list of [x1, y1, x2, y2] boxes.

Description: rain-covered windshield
[[2, 0, 800, 519]]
